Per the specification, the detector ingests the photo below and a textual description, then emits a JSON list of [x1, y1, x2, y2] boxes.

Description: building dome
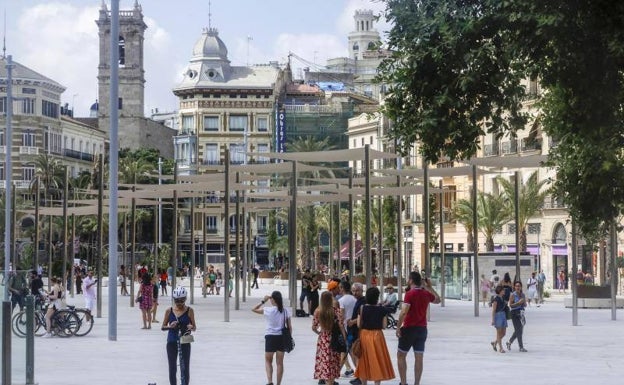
[[192, 27, 228, 61]]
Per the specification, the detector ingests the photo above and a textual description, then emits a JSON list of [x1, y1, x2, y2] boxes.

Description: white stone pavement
[[8, 281, 624, 385]]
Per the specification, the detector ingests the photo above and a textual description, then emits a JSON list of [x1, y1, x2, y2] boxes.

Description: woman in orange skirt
[[355, 287, 395, 385]]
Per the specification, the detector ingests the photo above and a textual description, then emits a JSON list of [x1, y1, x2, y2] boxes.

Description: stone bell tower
[[95, 0, 147, 144]]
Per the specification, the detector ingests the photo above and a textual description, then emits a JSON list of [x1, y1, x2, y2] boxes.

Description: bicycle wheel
[[54, 310, 80, 337], [12, 311, 27, 338], [72, 309, 94, 337]]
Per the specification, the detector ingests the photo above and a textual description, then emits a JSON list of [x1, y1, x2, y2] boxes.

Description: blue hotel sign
[[276, 108, 286, 153]]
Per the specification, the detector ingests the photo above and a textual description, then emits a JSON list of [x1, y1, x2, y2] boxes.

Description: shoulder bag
[[281, 311, 295, 352], [330, 318, 347, 353]]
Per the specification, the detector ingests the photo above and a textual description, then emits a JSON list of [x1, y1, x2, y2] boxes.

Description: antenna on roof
[[208, 0, 212, 29], [2, 9, 6, 58]]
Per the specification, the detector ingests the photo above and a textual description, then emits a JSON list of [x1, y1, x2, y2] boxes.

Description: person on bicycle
[[43, 277, 64, 338]]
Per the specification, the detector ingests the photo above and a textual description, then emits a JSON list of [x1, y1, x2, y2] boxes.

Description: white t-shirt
[[338, 294, 357, 328], [83, 276, 97, 300], [263, 306, 291, 336]]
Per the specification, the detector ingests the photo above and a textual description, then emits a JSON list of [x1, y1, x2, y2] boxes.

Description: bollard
[[2, 301, 11, 385], [25, 295, 35, 385]]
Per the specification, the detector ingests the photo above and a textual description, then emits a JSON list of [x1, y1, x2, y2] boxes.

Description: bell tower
[[96, 0, 147, 135], [348, 9, 380, 60]]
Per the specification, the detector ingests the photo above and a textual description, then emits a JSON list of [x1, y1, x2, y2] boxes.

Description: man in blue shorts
[[396, 271, 440, 385]]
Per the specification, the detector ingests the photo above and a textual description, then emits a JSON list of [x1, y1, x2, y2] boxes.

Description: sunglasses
[[174, 298, 186, 303]]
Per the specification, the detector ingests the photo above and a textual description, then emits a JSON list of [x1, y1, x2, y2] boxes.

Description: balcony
[[206, 228, 218, 234], [501, 139, 518, 154], [19, 146, 39, 155], [201, 159, 222, 166], [543, 196, 567, 209], [64, 149, 93, 162], [521, 138, 542, 153], [483, 143, 500, 157]]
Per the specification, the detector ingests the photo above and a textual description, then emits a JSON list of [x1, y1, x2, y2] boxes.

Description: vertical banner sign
[[276, 107, 286, 154]]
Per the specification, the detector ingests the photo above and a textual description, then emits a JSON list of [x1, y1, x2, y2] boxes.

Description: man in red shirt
[[395, 271, 440, 385]]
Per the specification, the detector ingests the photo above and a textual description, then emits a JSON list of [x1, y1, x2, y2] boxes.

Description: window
[[206, 216, 218, 233], [0, 132, 4, 146], [203, 116, 219, 131], [257, 116, 268, 132], [182, 115, 195, 133], [458, 243, 465, 252], [22, 166, 35, 181], [118, 97, 123, 110], [42, 100, 59, 118], [508, 224, 516, 235], [71, 138, 75, 150], [257, 215, 268, 233], [229, 115, 247, 132], [230, 143, 245, 164], [528, 223, 541, 234], [257, 143, 269, 163], [22, 88, 36, 94], [118, 36, 125, 66], [22, 132, 36, 147], [370, 136, 373, 144], [204, 143, 219, 165], [0, 164, 4, 180], [0, 97, 6, 113], [22, 98, 35, 114]]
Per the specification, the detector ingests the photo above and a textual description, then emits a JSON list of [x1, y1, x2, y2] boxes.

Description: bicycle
[[12, 303, 80, 338]]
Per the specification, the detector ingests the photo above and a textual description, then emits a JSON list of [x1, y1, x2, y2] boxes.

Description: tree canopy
[[378, 0, 624, 238]]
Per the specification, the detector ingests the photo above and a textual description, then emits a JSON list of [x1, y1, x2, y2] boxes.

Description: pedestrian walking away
[[138, 273, 154, 329], [480, 274, 491, 307], [162, 286, 196, 385], [313, 291, 344, 385], [396, 271, 441, 385], [251, 265, 260, 289], [506, 281, 528, 352], [119, 265, 129, 296], [354, 287, 395, 385], [537, 270, 546, 304], [252, 291, 292, 385], [490, 285, 508, 353]]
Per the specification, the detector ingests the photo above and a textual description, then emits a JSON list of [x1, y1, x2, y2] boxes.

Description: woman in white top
[[44, 276, 64, 337], [526, 272, 538, 306], [252, 290, 292, 385]]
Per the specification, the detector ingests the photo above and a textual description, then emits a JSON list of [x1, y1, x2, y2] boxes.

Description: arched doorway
[[552, 223, 568, 289]]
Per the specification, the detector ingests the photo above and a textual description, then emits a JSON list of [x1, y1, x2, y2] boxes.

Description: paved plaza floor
[[8, 281, 624, 385]]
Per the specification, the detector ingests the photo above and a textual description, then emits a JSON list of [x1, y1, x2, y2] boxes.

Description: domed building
[[172, 26, 287, 267]]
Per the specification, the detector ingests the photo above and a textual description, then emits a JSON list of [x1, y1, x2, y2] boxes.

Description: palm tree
[[31, 153, 65, 201], [119, 157, 155, 184], [477, 192, 512, 252], [453, 198, 475, 251], [497, 171, 550, 252]]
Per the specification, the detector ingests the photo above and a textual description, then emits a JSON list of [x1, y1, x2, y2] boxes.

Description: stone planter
[[259, 271, 278, 279], [577, 284, 611, 298], [279, 272, 289, 280]]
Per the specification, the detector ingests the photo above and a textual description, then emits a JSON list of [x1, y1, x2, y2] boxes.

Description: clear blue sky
[[3, 0, 388, 117]]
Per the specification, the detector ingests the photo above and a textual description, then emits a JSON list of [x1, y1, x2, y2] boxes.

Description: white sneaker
[[42, 333, 52, 338]]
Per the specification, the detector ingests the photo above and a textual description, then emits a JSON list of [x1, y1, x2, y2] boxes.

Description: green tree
[[497, 171, 550, 252], [477, 192, 512, 252], [377, 0, 624, 239], [453, 198, 475, 252]]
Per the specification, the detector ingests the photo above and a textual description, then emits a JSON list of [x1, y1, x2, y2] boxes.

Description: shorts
[[84, 297, 95, 312], [398, 326, 428, 354], [265, 334, 284, 353], [493, 311, 508, 329], [346, 329, 357, 350]]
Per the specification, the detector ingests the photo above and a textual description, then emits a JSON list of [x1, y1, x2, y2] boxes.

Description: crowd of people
[[254, 271, 440, 385]]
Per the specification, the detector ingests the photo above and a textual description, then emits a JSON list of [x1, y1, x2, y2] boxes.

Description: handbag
[[351, 338, 362, 358], [330, 319, 347, 353], [180, 333, 194, 344], [135, 295, 143, 303], [281, 312, 295, 353]]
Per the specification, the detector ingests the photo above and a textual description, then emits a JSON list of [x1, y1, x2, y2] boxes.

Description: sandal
[[506, 341, 512, 351], [490, 341, 497, 352]]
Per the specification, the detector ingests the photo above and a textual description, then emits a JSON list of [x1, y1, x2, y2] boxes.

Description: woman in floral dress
[[312, 291, 343, 385], [138, 273, 154, 329]]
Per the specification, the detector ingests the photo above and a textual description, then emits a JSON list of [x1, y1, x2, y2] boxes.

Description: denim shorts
[[493, 311, 508, 329]]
